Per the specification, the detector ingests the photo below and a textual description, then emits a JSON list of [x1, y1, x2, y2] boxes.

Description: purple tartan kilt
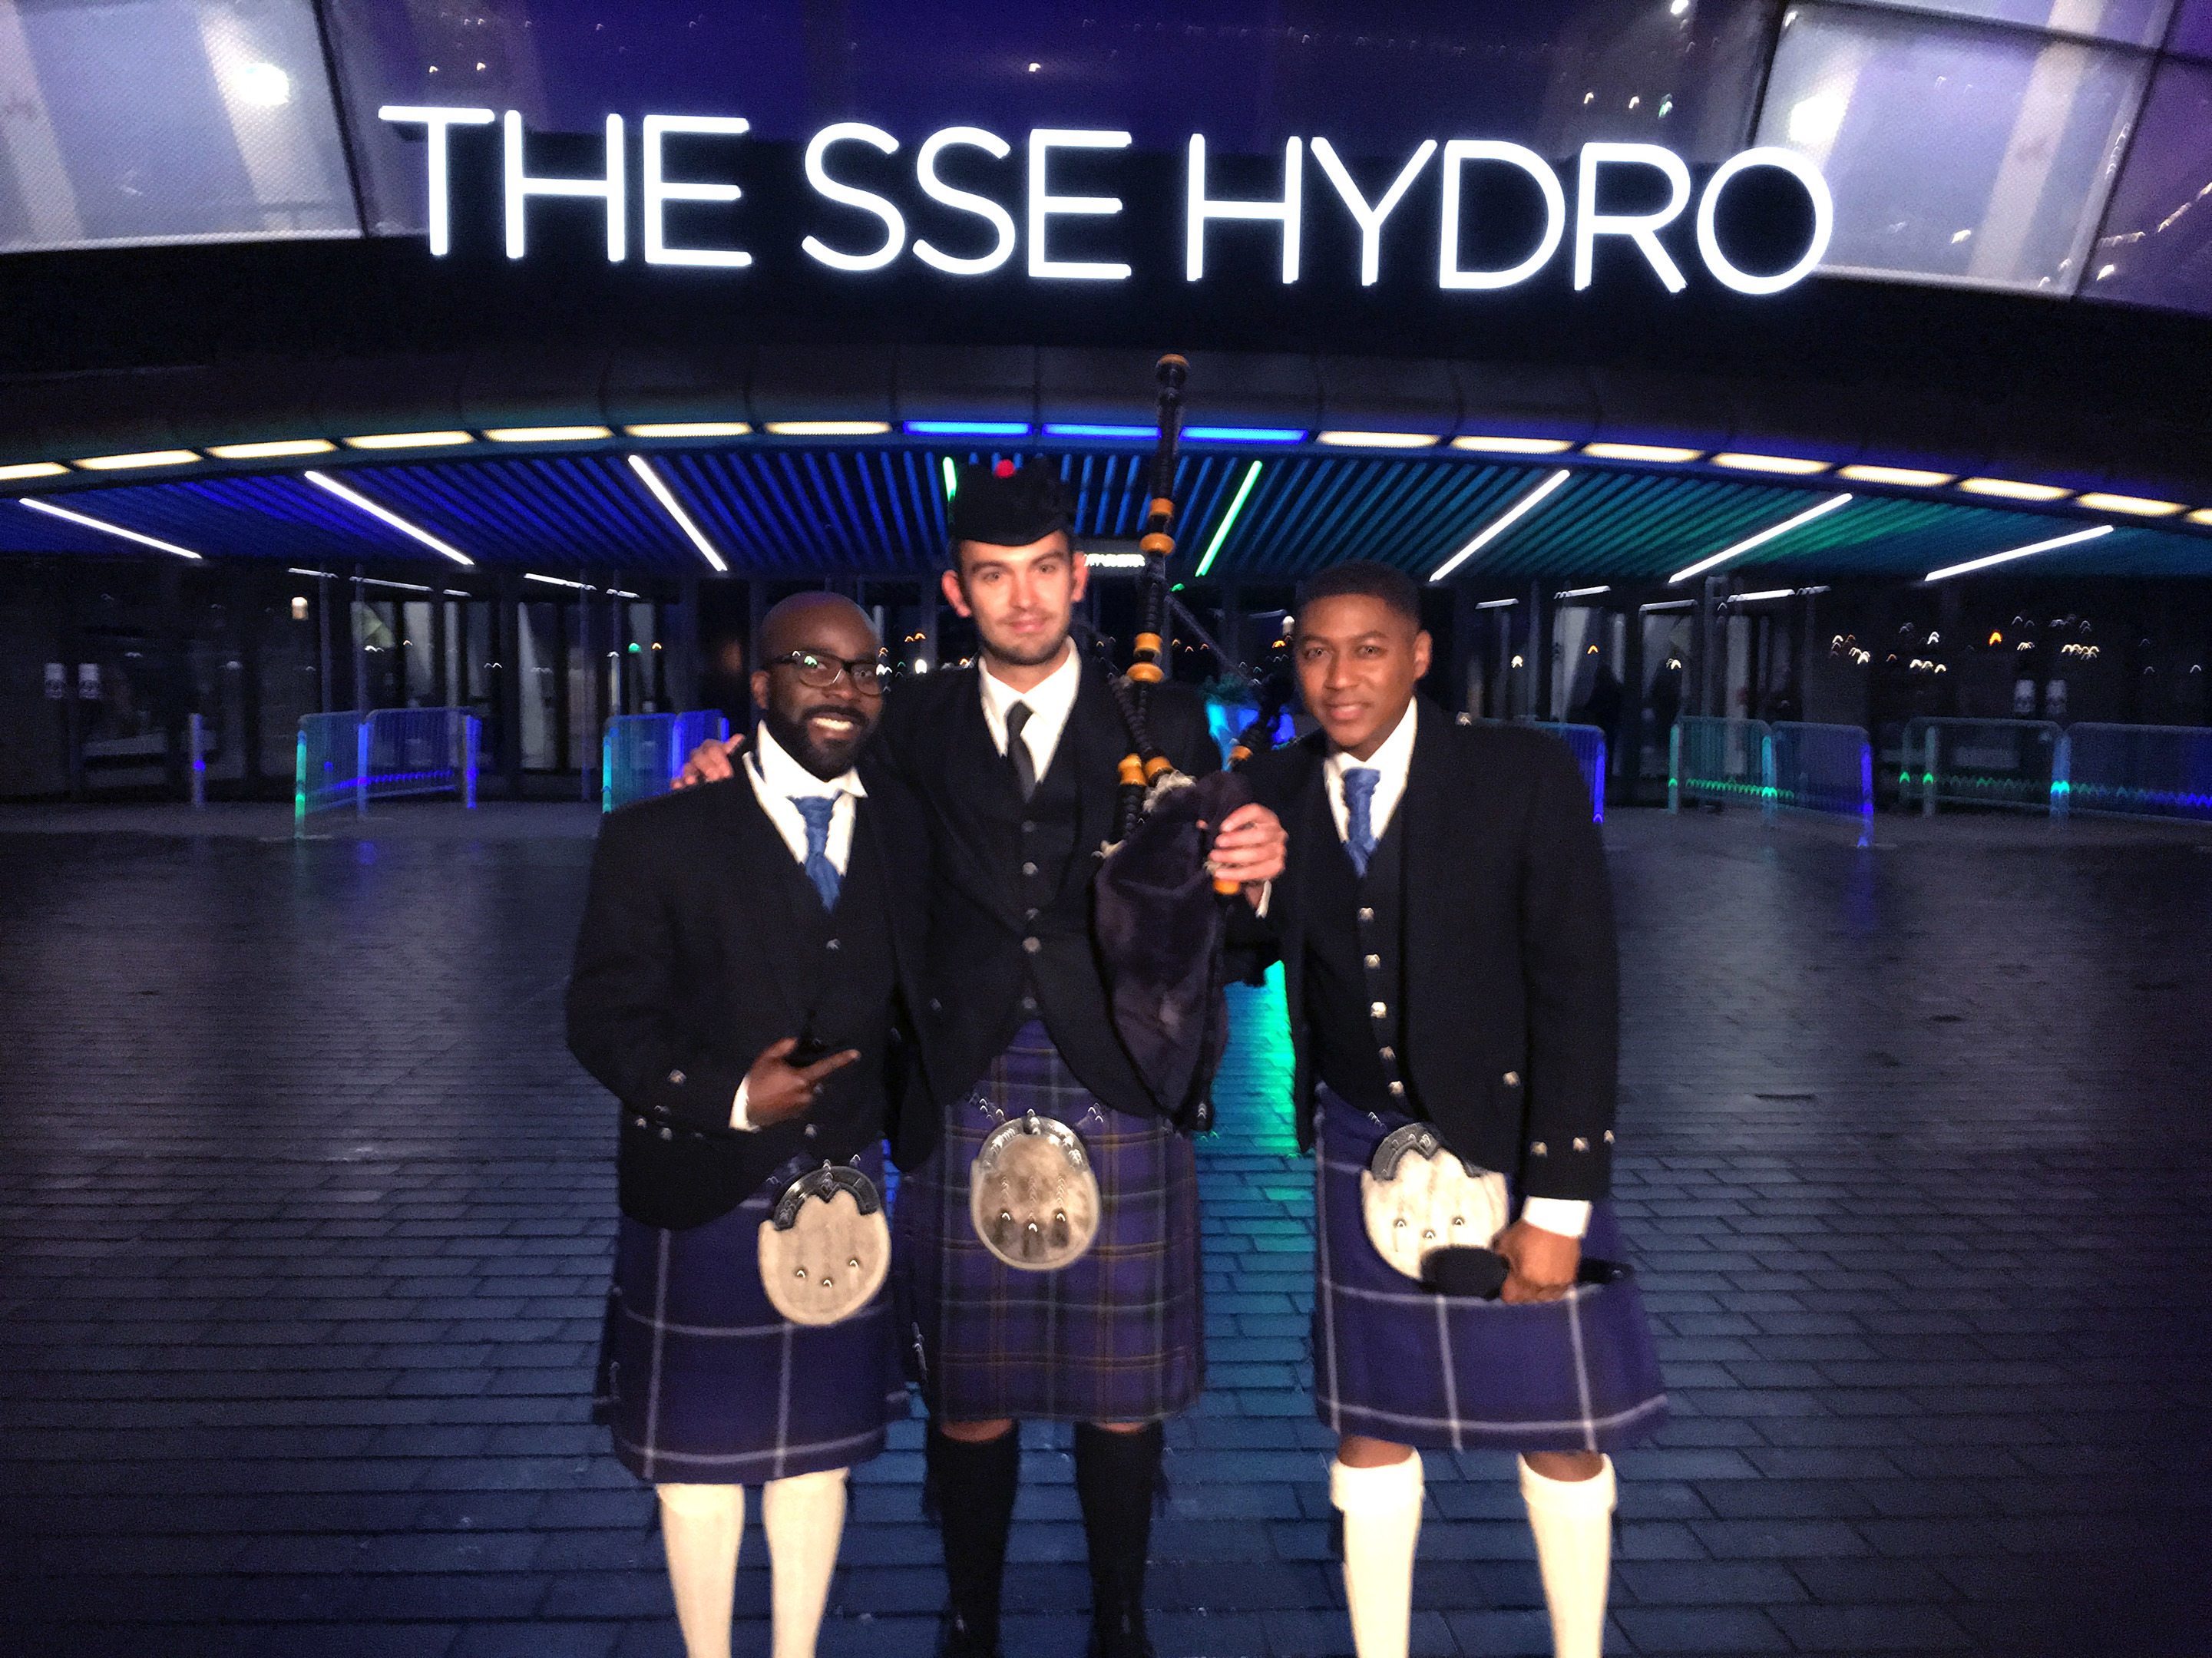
[[599, 1144, 907, 1486], [1314, 1092, 1668, 1453], [893, 1022, 1204, 1424]]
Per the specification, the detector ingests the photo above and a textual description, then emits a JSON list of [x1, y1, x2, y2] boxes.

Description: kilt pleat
[[1313, 1089, 1668, 1453], [600, 1144, 907, 1485], [893, 1022, 1205, 1424]]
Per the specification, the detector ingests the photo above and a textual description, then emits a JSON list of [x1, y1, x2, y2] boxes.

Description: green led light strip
[[1195, 461, 1263, 576]]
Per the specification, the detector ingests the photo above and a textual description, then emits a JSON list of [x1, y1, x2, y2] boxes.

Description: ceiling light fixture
[[483, 425, 613, 442], [1429, 468, 1573, 582], [1958, 477, 2071, 502], [1840, 464, 1955, 487], [342, 431, 474, 450], [626, 454, 729, 573], [1316, 431, 1440, 448], [1452, 436, 1576, 454], [304, 470, 475, 567], [1474, 596, 1519, 609], [1923, 523, 2113, 583], [1584, 442, 1701, 464], [2073, 492, 2183, 517], [1668, 492, 1853, 583], [1556, 585, 1611, 598], [1043, 423, 1155, 440], [904, 420, 1032, 438], [1711, 452, 1830, 475], [20, 497, 204, 560], [0, 461, 68, 481], [763, 421, 892, 436], [1182, 426, 1306, 444], [1194, 461, 1265, 576], [73, 450, 199, 471], [208, 438, 337, 459], [623, 422, 752, 438]]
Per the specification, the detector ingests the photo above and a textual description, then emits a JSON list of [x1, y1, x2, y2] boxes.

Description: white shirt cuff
[[731, 1078, 758, 1132], [1521, 1197, 1591, 1239]]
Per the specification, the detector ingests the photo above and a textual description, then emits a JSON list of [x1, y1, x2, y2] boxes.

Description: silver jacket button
[[1572, 1138, 1589, 1151], [1530, 1141, 1547, 1156], [669, 1070, 686, 1085], [1503, 1071, 1519, 1086]]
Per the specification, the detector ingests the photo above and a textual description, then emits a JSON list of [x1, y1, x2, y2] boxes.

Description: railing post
[[2051, 732, 2071, 821], [1668, 723, 1681, 814], [1761, 730, 1777, 824], [293, 731, 307, 837], [355, 718, 371, 818], [1922, 725, 1937, 817], [1857, 737, 1874, 847], [187, 713, 206, 809], [601, 718, 615, 814], [463, 717, 480, 810]]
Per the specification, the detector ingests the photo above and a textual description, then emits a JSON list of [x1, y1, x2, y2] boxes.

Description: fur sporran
[[1360, 1122, 1509, 1282], [969, 1109, 1102, 1271], [759, 1163, 891, 1326]]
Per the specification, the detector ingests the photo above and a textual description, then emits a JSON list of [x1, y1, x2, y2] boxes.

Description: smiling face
[[750, 595, 883, 780], [942, 531, 1088, 678], [1294, 592, 1430, 760]]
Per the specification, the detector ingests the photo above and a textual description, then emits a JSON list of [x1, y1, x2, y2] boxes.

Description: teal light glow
[[1216, 962, 1298, 1153], [1195, 461, 1263, 576], [941, 457, 957, 499]]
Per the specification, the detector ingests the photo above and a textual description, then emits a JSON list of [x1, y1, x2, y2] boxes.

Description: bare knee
[[1523, 1450, 1605, 1482], [1337, 1434, 1417, 1469], [937, 1418, 1016, 1444]]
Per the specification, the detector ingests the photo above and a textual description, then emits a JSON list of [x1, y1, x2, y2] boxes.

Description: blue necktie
[[790, 795, 841, 910], [1342, 766, 1380, 877]]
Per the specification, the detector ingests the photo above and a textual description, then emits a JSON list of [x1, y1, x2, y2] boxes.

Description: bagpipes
[[1092, 355, 1297, 1133]]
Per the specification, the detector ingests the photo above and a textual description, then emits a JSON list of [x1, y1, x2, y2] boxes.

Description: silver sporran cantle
[[969, 1109, 1102, 1271], [1361, 1122, 1509, 1283], [759, 1162, 891, 1326]]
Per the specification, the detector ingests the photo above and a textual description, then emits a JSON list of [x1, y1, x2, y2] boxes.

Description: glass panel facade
[[2085, 58, 2212, 313], [0, 0, 359, 253], [1757, 2, 2146, 293], [1842, 0, 2175, 50]]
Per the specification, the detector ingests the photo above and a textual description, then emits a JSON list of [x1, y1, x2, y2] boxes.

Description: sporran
[[969, 1108, 1102, 1271], [759, 1162, 891, 1326], [1360, 1121, 1509, 1282]]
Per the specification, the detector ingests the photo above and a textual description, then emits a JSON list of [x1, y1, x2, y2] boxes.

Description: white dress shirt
[[978, 640, 1083, 782], [731, 723, 867, 1131], [1324, 699, 1589, 1242]]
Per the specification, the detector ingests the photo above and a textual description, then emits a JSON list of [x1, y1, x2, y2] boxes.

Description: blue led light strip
[[1183, 426, 1306, 444], [904, 421, 1031, 438], [1044, 423, 1156, 440]]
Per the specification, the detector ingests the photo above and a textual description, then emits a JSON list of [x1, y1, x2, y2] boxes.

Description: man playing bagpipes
[[678, 456, 1288, 1658], [1233, 560, 1667, 1658]]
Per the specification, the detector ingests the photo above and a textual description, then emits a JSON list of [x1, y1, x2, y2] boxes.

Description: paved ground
[[2, 801, 2209, 1657]]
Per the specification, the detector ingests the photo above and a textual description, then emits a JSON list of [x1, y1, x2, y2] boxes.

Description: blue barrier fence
[[1670, 716, 1768, 813], [1672, 718, 1870, 835], [1899, 718, 2066, 814], [2064, 724, 2212, 821], [295, 709, 479, 834], [603, 711, 732, 811]]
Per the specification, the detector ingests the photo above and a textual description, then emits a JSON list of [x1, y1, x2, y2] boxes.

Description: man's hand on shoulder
[[674, 733, 744, 790], [740, 1037, 861, 1129], [1495, 1218, 1580, 1304]]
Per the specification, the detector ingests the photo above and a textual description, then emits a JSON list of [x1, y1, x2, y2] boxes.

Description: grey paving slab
[[4, 807, 2211, 1655]]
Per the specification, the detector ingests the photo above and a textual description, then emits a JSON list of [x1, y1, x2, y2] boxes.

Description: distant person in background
[[568, 594, 931, 1658], [1571, 664, 1623, 749]]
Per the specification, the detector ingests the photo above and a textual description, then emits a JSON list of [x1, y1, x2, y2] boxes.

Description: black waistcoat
[[754, 815, 900, 1165], [963, 706, 1086, 1055], [1302, 804, 1417, 1118]]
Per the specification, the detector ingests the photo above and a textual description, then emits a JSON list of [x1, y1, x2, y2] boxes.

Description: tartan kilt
[[1314, 1090, 1668, 1453], [893, 1022, 1205, 1424], [597, 1143, 907, 1486]]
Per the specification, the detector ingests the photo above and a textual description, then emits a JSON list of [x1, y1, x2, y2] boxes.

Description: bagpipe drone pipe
[[1091, 355, 1299, 1134]]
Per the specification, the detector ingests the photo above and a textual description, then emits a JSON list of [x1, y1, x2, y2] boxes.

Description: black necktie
[[1005, 701, 1037, 801]]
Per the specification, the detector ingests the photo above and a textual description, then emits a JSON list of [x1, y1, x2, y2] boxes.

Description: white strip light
[[1555, 584, 1610, 598], [626, 454, 729, 573], [527, 572, 640, 598], [1923, 524, 2112, 583], [304, 470, 475, 567], [1474, 596, 1519, 609], [1668, 492, 1853, 584], [1731, 585, 1831, 602], [1428, 468, 1572, 583], [20, 497, 204, 560]]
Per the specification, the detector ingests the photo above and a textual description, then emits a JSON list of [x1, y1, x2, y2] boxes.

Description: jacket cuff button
[[1503, 1071, 1520, 1086], [1572, 1138, 1589, 1151], [1530, 1141, 1547, 1156], [669, 1070, 686, 1085]]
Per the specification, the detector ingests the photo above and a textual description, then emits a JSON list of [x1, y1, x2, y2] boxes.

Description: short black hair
[[1296, 560, 1420, 627]]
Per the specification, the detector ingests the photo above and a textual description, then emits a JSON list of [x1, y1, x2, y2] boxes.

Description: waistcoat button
[[1357, 907, 1374, 923], [1364, 953, 1380, 969], [1022, 861, 1037, 877], [1023, 936, 1041, 953], [825, 938, 840, 950], [1370, 1001, 1387, 1018], [1503, 1071, 1520, 1086]]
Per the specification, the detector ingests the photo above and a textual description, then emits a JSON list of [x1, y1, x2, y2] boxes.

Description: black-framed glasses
[[767, 650, 887, 693]]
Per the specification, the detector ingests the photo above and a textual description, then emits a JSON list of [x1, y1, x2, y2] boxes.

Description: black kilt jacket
[[566, 761, 933, 1230], [872, 657, 1220, 1165], [1236, 697, 1621, 1203]]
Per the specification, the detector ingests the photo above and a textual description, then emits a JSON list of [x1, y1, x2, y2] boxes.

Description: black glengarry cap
[[948, 457, 1075, 549]]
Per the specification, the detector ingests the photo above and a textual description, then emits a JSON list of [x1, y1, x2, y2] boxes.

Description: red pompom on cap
[[994, 458, 1017, 477]]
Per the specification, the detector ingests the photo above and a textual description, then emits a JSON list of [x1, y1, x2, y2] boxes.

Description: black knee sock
[[1074, 1422, 1164, 1653], [926, 1423, 1020, 1654]]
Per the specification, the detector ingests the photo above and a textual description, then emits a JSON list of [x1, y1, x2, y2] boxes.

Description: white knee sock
[[1519, 1455, 1616, 1658], [657, 1482, 745, 1658], [762, 1465, 850, 1658], [1331, 1453, 1424, 1658]]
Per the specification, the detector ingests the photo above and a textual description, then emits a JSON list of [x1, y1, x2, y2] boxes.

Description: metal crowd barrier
[[1899, 718, 2065, 815], [1669, 715, 1769, 813], [1476, 720, 1606, 822], [603, 711, 732, 811], [2063, 724, 2212, 821], [1770, 722, 1875, 839], [294, 708, 480, 834]]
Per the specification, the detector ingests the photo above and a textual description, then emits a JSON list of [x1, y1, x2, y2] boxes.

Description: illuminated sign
[[381, 107, 1831, 298]]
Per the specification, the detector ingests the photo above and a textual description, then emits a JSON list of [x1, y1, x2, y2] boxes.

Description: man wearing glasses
[[683, 460, 1286, 1658], [570, 594, 931, 1658]]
